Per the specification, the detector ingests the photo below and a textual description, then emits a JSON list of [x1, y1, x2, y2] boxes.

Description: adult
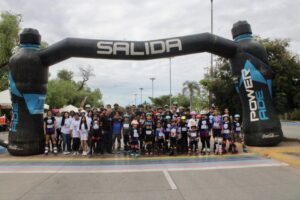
[[101, 109, 113, 153], [43, 110, 57, 155], [61, 112, 72, 154]]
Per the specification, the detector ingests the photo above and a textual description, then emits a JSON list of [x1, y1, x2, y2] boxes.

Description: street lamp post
[[150, 77, 155, 100], [209, 0, 214, 106], [139, 88, 143, 105], [169, 58, 172, 110], [133, 93, 137, 106]]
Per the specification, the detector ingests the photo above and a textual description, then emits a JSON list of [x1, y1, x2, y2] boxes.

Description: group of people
[[43, 103, 247, 157]]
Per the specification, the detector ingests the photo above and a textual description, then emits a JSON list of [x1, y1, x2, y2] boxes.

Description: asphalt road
[[0, 122, 299, 200], [0, 154, 299, 200]]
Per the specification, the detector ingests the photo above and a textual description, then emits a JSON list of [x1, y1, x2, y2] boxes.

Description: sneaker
[[63, 151, 70, 155]]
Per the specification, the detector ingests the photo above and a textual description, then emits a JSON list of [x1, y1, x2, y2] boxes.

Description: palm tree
[[182, 81, 200, 111]]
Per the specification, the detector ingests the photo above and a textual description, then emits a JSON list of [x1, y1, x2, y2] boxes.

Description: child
[[169, 119, 179, 156], [198, 112, 210, 155], [163, 115, 172, 153], [212, 110, 223, 155], [130, 120, 140, 157], [79, 116, 89, 156], [232, 114, 247, 153], [178, 115, 188, 154], [155, 121, 165, 155], [143, 113, 155, 156], [70, 113, 81, 155], [188, 123, 199, 155], [89, 115, 101, 156], [222, 114, 231, 154], [122, 114, 131, 154]]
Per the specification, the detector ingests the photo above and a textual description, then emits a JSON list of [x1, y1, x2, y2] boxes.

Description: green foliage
[[46, 69, 102, 108], [200, 36, 300, 115], [257, 37, 300, 114], [149, 95, 171, 108], [0, 12, 21, 91], [57, 69, 74, 81], [182, 81, 201, 111]]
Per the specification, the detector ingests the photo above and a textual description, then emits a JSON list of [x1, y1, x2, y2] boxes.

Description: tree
[[0, 12, 21, 91], [77, 65, 94, 91], [57, 69, 74, 81], [149, 95, 171, 108], [182, 81, 200, 111], [200, 36, 300, 115], [46, 69, 102, 108]]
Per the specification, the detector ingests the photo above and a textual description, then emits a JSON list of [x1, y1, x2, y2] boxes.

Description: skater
[[188, 123, 199, 155], [178, 115, 188, 154], [212, 110, 223, 155], [43, 110, 58, 155], [70, 113, 81, 155], [130, 120, 140, 157], [143, 113, 155, 156], [169, 119, 179, 156], [122, 114, 131, 154], [232, 114, 247, 153], [198, 111, 211, 155], [155, 121, 165, 155], [79, 116, 89, 156], [163, 115, 172, 153], [112, 112, 123, 152], [61, 112, 72, 155], [89, 115, 101, 156], [222, 114, 231, 154]]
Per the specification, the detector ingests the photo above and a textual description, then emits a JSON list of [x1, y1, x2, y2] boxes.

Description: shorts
[[80, 133, 88, 141], [213, 129, 221, 137], [145, 135, 153, 142], [223, 133, 230, 140], [45, 129, 55, 135]]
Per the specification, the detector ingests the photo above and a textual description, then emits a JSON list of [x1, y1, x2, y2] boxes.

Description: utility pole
[[150, 77, 155, 100], [139, 88, 143, 105], [169, 58, 172, 110], [209, 0, 214, 107]]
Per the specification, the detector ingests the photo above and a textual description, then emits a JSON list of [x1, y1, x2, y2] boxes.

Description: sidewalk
[[281, 121, 300, 140]]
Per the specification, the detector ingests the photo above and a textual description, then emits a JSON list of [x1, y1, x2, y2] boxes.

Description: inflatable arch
[[3, 21, 283, 156]]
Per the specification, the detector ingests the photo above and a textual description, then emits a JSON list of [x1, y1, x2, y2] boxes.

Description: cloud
[[1, 0, 299, 106]]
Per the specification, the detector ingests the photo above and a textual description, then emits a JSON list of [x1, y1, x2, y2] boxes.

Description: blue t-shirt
[[112, 119, 122, 135]]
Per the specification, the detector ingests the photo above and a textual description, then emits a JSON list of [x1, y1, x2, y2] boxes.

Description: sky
[[1, 0, 300, 106]]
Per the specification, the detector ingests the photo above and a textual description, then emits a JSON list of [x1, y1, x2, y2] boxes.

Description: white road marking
[[163, 170, 177, 190], [0, 162, 288, 174]]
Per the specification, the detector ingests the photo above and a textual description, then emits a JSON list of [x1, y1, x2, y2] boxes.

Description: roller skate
[[44, 146, 49, 155], [201, 148, 206, 155], [206, 148, 211, 155], [243, 145, 248, 153], [53, 146, 58, 155]]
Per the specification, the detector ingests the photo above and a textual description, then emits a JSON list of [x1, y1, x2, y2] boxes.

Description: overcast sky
[[1, 0, 300, 106]]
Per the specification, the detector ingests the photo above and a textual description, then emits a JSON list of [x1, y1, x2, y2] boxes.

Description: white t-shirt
[[87, 117, 92, 130], [80, 124, 89, 135], [70, 119, 80, 138], [55, 116, 62, 129], [61, 118, 72, 134]]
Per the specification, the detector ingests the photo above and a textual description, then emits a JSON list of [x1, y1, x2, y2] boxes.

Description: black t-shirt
[[44, 116, 55, 132], [101, 116, 112, 132]]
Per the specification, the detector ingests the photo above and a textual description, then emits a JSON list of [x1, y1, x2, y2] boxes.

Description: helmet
[[131, 120, 139, 125], [124, 114, 130, 118], [223, 114, 229, 119], [181, 116, 187, 121], [234, 114, 240, 118], [165, 115, 171, 120], [190, 111, 197, 115], [196, 114, 201, 119], [146, 112, 152, 117]]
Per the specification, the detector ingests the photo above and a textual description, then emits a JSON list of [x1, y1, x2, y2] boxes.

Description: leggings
[[200, 136, 210, 150], [72, 137, 80, 152]]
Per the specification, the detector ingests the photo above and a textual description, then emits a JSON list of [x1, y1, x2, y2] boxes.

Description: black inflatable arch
[[4, 21, 283, 156]]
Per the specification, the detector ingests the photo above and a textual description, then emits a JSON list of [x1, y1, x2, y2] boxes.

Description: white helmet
[[234, 114, 240, 118]]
